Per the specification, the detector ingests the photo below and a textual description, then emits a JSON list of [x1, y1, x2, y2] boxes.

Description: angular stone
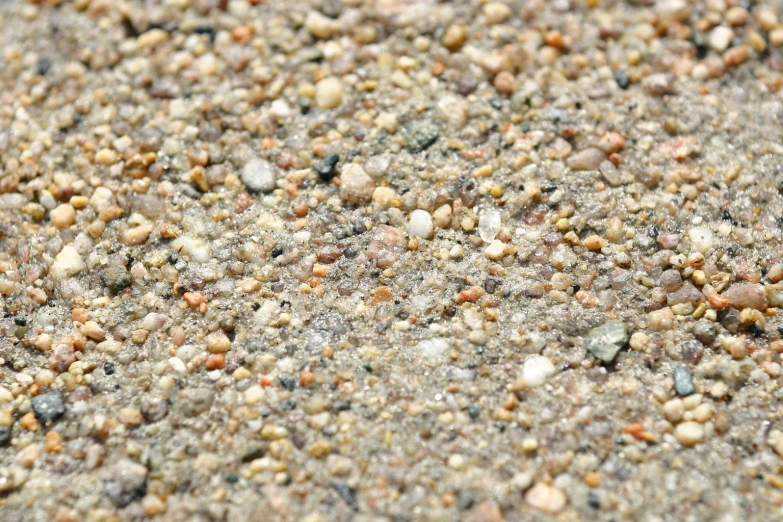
[[584, 320, 628, 363], [673, 365, 695, 396], [31, 391, 66, 424]]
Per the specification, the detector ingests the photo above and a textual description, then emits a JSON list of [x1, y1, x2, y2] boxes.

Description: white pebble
[[523, 356, 556, 387], [408, 209, 434, 239], [418, 338, 449, 361], [315, 77, 343, 109], [709, 26, 734, 52], [688, 227, 714, 253], [50, 245, 85, 281], [478, 209, 501, 243], [241, 159, 277, 193]]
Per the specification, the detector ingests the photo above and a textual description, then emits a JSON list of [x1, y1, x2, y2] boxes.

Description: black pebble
[[31, 390, 66, 424], [315, 153, 340, 181]]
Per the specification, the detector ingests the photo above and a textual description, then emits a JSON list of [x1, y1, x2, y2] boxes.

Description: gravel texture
[[2, 0, 783, 520]]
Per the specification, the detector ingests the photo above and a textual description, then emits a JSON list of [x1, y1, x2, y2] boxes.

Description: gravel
[[2, 0, 783, 520]]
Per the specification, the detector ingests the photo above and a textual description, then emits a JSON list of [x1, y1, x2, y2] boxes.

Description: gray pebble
[[404, 119, 440, 153], [31, 390, 66, 424], [584, 320, 629, 363], [102, 458, 147, 507], [241, 159, 277, 193], [101, 266, 132, 293], [673, 365, 695, 396]]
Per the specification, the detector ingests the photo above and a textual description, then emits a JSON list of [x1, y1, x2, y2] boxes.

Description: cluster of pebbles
[[1, 0, 783, 519]]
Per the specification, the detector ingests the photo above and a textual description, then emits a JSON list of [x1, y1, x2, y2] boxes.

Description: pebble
[[306, 11, 339, 40], [50, 245, 85, 281], [478, 210, 502, 243], [723, 282, 768, 311], [709, 26, 734, 52], [673, 365, 695, 396], [339, 164, 375, 205], [408, 209, 434, 239], [315, 77, 343, 109], [688, 227, 714, 253], [101, 266, 132, 292], [443, 25, 468, 51], [49, 203, 75, 229], [241, 159, 278, 193], [404, 119, 440, 153], [483, 2, 512, 25], [674, 421, 706, 447], [524, 482, 567, 514], [567, 148, 606, 171], [522, 356, 556, 387], [102, 458, 148, 507], [484, 240, 506, 261], [31, 391, 66, 424], [584, 321, 629, 363]]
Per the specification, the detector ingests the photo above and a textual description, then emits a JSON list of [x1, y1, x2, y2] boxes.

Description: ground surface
[[2, 0, 783, 520]]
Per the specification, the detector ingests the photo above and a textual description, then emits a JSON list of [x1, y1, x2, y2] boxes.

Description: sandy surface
[[2, 0, 783, 520]]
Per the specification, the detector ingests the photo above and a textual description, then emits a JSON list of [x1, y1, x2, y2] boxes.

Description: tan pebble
[[183, 292, 207, 308], [69, 195, 89, 209], [493, 71, 515, 95], [674, 421, 705, 447], [442, 25, 468, 51], [44, 431, 63, 453], [31, 334, 53, 352], [119, 407, 144, 426], [484, 2, 512, 25], [484, 240, 506, 261], [582, 235, 608, 251], [205, 331, 231, 353], [315, 77, 343, 110], [80, 320, 105, 341], [17, 443, 41, 467], [121, 225, 153, 246], [50, 204, 76, 229], [308, 440, 331, 458], [94, 149, 118, 166], [648, 307, 674, 331], [261, 425, 289, 440], [142, 495, 167, 517], [524, 482, 567, 514], [20, 412, 40, 432], [723, 45, 749, 66]]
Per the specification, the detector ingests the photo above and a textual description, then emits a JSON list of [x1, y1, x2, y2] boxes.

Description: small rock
[[723, 283, 768, 311], [567, 148, 606, 171], [101, 266, 132, 292], [442, 24, 468, 51], [688, 226, 714, 253], [241, 159, 277, 193], [478, 210, 501, 243], [205, 331, 231, 353], [408, 209, 433, 239], [31, 391, 66, 424], [484, 240, 506, 261], [50, 245, 85, 281], [50, 204, 76, 229], [674, 421, 705, 447], [655, 0, 691, 23], [709, 26, 734, 52], [103, 458, 148, 507], [483, 2, 512, 25], [584, 320, 629, 363], [524, 482, 567, 514], [177, 388, 215, 417], [404, 119, 439, 153], [673, 365, 695, 396], [523, 356, 556, 387], [306, 11, 339, 40], [315, 77, 343, 109], [0, 427, 11, 446], [315, 153, 340, 181], [339, 164, 375, 205]]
